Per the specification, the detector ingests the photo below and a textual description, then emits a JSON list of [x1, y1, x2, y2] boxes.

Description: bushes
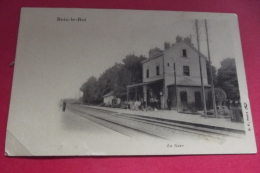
[[99, 102, 106, 107], [99, 102, 123, 109], [217, 105, 230, 116], [111, 104, 121, 108]]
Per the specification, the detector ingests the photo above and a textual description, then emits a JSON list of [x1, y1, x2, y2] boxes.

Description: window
[[183, 66, 190, 76], [156, 66, 160, 76], [167, 63, 169, 67], [146, 69, 149, 78], [182, 49, 187, 57]]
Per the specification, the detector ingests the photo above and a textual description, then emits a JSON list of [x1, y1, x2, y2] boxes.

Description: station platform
[[79, 105, 245, 133]]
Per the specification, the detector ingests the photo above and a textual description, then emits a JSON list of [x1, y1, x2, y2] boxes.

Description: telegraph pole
[[195, 19, 207, 118], [205, 19, 217, 117], [174, 62, 178, 111], [162, 54, 165, 109]]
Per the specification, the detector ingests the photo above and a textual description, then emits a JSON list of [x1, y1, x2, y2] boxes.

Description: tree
[[95, 63, 123, 99], [208, 88, 226, 109], [148, 47, 162, 58], [115, 54, 147, 99], [206, 61, 217, 85], [214, 88, 227, 106], [122, 54, 146, 84], [80, 54, 147, 104], [216, 58, 240, 100], [114, 66, 132, 98], [80, 76, 97, 103]]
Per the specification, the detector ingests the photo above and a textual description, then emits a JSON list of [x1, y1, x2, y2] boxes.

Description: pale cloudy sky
[[18, 9, 236, 98]]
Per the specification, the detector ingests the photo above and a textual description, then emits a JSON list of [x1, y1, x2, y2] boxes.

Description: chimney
[[164, 41, 170, 50], [176, 35, 183, 43], [184, 35, 192, 44]]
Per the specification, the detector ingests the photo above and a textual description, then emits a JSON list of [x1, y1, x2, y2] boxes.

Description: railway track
[[67, 104, 245, 141]]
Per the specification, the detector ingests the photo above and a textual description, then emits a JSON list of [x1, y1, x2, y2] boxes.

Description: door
[[180, 91, 188, 110], [167, 86, 177, 108], [195, 92, 202, 109]]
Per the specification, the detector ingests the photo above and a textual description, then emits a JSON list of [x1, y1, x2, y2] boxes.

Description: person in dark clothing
[[154, 98, 159, 111], [150, 98, 154, 110], [62, 100, 67, 112], [167, 98, 171, 111], [140, 98, 145, 111], [230, 101, 243, 123]]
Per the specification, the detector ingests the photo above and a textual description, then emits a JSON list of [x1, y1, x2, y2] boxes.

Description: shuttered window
[[183, 66, 190, 76]]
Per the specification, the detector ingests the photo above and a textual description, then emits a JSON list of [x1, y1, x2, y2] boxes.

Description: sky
[[17, 9, 236, 99]]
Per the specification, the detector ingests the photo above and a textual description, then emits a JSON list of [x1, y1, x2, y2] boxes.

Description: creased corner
[[5, 130, 33, 156]]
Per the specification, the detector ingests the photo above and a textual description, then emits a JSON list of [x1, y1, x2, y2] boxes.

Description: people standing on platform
[[62, 100, 67, 112], [134, 100, 141, 111], [154, 98, 158, 111], [134, 100, 138, 110], [230, 100, 243, 123], [125, 100, 130, 109], [140, 98, 145, 111], [131, 100, 135, 110], [150, 98, 154, 110], [167, 98, 171, 111], [129, 100, 134, 110]]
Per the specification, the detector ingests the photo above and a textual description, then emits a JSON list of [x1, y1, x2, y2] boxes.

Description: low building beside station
[[103, 91, 121, 106]]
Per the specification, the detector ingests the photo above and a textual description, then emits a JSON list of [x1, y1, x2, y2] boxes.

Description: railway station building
[[127, 36, 212, 111]]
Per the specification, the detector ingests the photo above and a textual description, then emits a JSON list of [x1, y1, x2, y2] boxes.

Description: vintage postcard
[[5, 8, 257, 156]]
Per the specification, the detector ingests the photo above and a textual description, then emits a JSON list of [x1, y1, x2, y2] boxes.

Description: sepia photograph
[[5, 8, 256, 156]]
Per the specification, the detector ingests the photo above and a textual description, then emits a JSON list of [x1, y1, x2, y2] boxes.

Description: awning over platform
[[127, 79, 163, 89]]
